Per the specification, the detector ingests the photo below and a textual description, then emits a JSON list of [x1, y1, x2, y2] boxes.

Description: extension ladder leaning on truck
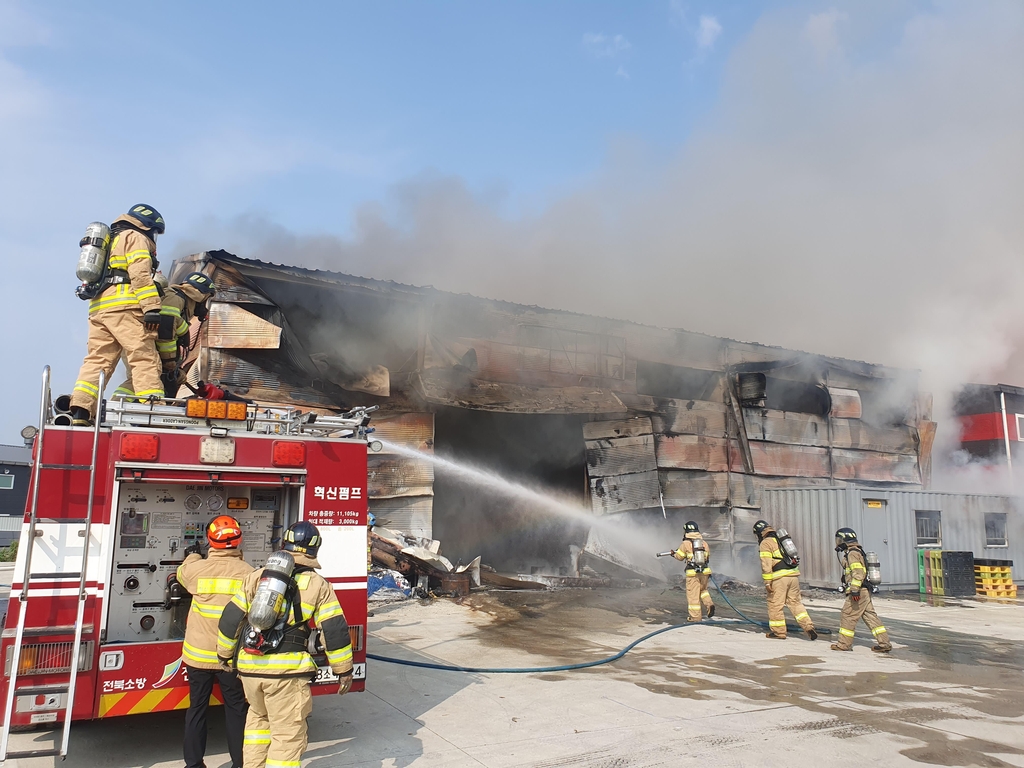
[[0, 367, 378, 761]]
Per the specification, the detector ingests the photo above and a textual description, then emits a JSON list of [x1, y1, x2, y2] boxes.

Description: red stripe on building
[[957, 413, 1013, 442]]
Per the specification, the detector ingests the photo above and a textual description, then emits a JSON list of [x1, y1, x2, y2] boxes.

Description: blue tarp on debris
[[368, 569, 412, 600]]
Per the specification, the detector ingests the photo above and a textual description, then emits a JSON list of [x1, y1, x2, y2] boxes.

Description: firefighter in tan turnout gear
[[113, 271, 217, 399], [218, 521, 353, 768], [176, 515, 254, 768], [70, 204, 166, 425], [831, 528, 892, 653], [672, 521, 715, 621], [753, 520, 817, 640]]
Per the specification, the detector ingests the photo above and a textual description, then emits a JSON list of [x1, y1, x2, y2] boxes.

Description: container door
[[858, 495, 891, 588]]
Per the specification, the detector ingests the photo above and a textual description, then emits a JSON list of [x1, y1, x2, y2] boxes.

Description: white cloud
[[582, 32, 631, 58], [696, 15, 722, 50], [615, 66, 630, 81], [804, 8, 849, 60]]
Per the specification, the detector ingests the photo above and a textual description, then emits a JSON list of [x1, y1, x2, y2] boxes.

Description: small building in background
[[954, 383, 1024, 474], [0, 444, 31, 548]]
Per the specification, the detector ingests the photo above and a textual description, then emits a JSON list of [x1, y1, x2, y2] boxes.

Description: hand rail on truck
[[0, 369, 104, 762]]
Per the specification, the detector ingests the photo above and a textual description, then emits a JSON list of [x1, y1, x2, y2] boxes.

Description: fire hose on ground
[[366, 575, 830, 674]]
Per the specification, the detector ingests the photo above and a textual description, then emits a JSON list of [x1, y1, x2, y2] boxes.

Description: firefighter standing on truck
[[70, 204, 166, 426], [217, 521, 354, 768], [113, 271, 217, 399], [831, 528, 892, 653], [176, 515, 254, 768], [672, 521, 715, 621], [753, 520, 817, 641]]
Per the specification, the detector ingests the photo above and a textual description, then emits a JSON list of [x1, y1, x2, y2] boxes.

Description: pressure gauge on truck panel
[[207, 494, 224, 512], [184, 494, 203, 511]]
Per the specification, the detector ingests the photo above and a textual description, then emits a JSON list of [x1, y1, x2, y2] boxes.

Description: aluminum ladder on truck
[[0, 367, 104, 762]]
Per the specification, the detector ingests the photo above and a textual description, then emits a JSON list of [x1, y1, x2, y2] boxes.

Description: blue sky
[[1, 1, 1022, 441]]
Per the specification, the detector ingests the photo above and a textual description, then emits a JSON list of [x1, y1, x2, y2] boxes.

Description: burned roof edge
[[196, 250, 917, 381]]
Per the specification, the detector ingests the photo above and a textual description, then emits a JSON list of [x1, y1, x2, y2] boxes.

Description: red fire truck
[[0, 368, 377, 761]]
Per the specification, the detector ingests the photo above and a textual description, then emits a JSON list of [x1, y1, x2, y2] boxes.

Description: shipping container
[[763, 487, 1023, 590]]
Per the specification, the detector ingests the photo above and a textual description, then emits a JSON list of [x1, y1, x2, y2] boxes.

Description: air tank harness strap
[[265, 566, 313, 655]]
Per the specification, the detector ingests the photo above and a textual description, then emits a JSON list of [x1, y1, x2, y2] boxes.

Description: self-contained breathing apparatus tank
[[775, 528, 800, 568], [691, 538, 708, 571], [865, 551, 883, 591], [247, 550, 295, 631], [76, 221, 111, 299]]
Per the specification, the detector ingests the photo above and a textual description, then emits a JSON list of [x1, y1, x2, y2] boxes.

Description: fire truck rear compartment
[[105, 483, 293, 643]]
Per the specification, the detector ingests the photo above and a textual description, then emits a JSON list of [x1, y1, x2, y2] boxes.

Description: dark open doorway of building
[[432, 407, 589, 576]]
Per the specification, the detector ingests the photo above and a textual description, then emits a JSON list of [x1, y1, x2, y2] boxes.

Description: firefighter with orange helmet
[[672, 521, 715, 621], [217, 521, 353, 768], [176, 515, 254, 768]]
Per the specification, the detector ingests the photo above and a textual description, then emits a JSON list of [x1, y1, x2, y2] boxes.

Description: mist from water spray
[[379, 440, 657, 547]]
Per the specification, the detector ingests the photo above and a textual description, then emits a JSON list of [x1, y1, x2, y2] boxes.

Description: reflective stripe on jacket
[[176, 549, 253, 670], [673, 533, 711, 576], [759, 533, 799, 581], [217, 552, 353, 678], [88, 217, 160, 315], [842, 546, 867, 591]]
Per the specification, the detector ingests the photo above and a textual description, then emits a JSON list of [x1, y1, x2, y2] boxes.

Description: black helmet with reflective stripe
[[752, 519, 770, 539], [283, 521, 322, 557], [834, 527, 858, 551], [184, 271, 217, 297], [684, 520, 699, 533], [127, 203, 165, 234]]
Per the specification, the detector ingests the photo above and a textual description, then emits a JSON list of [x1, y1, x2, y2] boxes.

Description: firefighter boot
[[766, 632, 786, 639], [871, 645, 891, 654], [807, 629, 818, 641], [830, 643, 852, 651], [70, 407, 93, 427]]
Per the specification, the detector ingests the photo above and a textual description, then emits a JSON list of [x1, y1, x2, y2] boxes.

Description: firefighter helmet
[[684, 520, 699, 533], [283, 520, 322, 557], [834, 527, 858, 551], [184, 271, 217, 297], [127, 203, 165, 235], [752, 519, 770, 539], [207, 515, 242, 549]]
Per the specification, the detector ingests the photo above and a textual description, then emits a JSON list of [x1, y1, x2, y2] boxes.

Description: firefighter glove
[[337, 672, 353, 695], [217, 656, 233, 673], [143, 310, 162, 331], [765, 582, 774, 594]]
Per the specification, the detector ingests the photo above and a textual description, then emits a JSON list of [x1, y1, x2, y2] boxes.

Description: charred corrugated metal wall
[[169, 251, 936, 575]]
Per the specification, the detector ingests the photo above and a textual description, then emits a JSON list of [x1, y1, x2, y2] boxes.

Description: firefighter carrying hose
[[831, 528, 892, 653], [753, 520, 817, 640], [70, 204, 165, 426], [112, 271, 217, 399], [217, 522, 353, 768], [672, 521, 715, 621], [176, 515, 254, 768]]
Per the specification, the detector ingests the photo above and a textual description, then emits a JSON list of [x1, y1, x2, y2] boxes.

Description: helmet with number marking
[[283, 520, 322, 558]]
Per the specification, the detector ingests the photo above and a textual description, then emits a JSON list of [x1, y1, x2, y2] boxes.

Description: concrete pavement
[[6, 587, 1024, 767]]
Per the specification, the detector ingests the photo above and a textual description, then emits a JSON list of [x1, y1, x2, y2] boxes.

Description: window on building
[[985, 513, 1008, 547], [0, 475, 13, 490], [1017, 414, 1024, 441], [915, 510, 941, 547]]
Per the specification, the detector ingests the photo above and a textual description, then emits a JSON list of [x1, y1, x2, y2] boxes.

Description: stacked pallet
[[975, 559, 1017, 598], [918, 550, 978, 597]]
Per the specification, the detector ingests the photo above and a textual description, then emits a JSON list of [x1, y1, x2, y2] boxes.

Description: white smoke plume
[[175, 2, 1024, 485]]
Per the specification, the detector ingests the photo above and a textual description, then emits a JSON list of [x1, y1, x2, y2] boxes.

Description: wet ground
[[6, 586, 1024, 767]]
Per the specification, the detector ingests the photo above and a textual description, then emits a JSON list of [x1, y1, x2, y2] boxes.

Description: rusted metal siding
[[202, 350, 338, 407], [370, 412, 434, 453], [828, 387, 863, 419], [655, 435, 730, 472], [652, 401, 728, 438], [367, 456, 434, 499], [660, 470, 729, 507], [590, 470, 661, 515], [206, 303, 282, 349], [369, 497, 433, 540], [586, 435, 657, 477], [743, 409, 828, 447], [583, 418, 655, 441], [832, 449, 921, 484]]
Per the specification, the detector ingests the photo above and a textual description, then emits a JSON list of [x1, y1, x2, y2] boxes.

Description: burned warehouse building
[[169, 251, 937, 579]]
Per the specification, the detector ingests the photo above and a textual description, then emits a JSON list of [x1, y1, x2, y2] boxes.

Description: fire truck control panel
[[107, 485, 286, 643]]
